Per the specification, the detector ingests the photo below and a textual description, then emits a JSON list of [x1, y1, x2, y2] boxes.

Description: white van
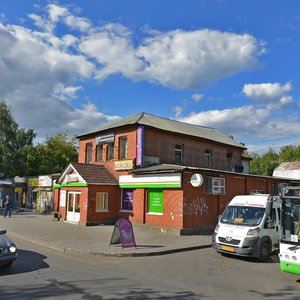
[[212, 194, 281, 261]]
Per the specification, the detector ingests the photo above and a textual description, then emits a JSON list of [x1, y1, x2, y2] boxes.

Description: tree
[[35, 133, 78, 174], [250, 145, 300, 176], [0, 100, 36, 177]]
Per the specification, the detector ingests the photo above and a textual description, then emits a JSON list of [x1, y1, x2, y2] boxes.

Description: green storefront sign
[[149, 189, 163, 213]]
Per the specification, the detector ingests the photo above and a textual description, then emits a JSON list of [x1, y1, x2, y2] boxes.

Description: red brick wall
[[143, 127, 243, 171], [78, 125, 244, 172], [182, 172, 217, 229], [129, 189, 146, 224], [141, 189, 183, 229], [87, 185, 120, 222], [78, 126, 137, 164]]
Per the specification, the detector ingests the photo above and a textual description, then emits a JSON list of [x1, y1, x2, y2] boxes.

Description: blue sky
[[0, 1, 300, 154]]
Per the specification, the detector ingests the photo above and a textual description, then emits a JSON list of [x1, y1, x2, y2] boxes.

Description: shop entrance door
[[67, 192, 81, 223]]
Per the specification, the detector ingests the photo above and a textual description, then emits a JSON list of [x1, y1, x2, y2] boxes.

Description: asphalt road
[[0, 236, 300, 300]]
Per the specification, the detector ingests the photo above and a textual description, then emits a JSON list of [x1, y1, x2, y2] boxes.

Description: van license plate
[[221, 245, 235, 252]]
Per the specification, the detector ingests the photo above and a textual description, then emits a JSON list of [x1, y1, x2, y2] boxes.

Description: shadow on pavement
[[0, 249, 49, 276]]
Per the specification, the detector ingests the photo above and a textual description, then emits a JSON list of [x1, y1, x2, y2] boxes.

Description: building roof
[[63, 163, 119, 185], [274, 162, 300, 171], [77, 112, 246, 149], [131, 163, 300, 182], [273, 162, 300, 180]]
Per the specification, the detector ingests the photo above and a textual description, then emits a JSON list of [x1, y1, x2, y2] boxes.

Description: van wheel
[[258, 242, 270, 262]]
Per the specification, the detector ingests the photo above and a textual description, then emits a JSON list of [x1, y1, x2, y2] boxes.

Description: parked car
[[0, 229, 18, 267]]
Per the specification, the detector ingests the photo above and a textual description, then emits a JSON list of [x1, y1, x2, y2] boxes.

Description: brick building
[[54, 112, 299, 233]]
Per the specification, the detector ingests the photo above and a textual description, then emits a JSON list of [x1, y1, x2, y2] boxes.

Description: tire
[[258, 242, 270, 262]]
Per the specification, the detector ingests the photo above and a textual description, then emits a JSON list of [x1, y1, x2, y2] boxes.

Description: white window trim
[[146, 212, 163, 216]]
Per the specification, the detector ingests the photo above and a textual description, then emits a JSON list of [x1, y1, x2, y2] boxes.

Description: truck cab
[[212, 194, 281, 261]]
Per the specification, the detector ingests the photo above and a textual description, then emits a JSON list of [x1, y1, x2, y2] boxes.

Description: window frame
[[175, 144, 184, 164], [120, 188, 134, 212], [204, 149, 212, 168], [226, 152, 232, 170], [107, 143, 114, 160], [96, 192, 109, 212], [96, 144, 103, 162], [119, 136, 128, 160], [85, 143, 93, 163]]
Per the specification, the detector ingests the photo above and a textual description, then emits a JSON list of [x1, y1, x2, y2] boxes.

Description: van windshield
[[221, 206, 265, 226]]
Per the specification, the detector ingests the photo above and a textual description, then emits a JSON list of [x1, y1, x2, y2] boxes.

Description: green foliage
[[250, 145, 300, 176], [0, 100, 78, 177], [35, 133, 78, 174], [0, 100, 37, 177]]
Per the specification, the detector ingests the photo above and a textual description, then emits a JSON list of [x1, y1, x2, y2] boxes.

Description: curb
[[102, 244, 212, 257], [8, 231, 212, 257]]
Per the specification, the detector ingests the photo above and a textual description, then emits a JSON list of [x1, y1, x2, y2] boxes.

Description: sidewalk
[[0, 211, 212, 257]]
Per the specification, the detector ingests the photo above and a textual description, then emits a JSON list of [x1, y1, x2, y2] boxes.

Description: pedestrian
[[3, 195, 11, 217]]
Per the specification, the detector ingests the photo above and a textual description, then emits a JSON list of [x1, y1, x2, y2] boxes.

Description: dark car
[[0, 229, 18, 267]]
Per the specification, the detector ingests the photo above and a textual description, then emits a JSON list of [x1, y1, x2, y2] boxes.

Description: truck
[[278, 186, 300, 275], [212, 194, 281, 261]]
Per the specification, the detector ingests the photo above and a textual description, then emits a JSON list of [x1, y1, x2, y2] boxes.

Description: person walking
[[3, 195, 12, 217]]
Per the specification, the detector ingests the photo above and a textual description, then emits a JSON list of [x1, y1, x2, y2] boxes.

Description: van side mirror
[[267, 220, 275, 229]]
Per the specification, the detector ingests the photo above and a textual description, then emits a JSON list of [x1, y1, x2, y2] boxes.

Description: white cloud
[[79, 23, 143, 80], [52, 84, 83, 101], [179, 106, 270, 138], [172, 105, 185, 118], [242, 82, 294, 109], [0, 3, 270, 143], [192, 94, 203, 102], [136, 29, 265, 89], [66, 103, 121, 134], [29, 4, 91, 33], [178, 104, 300, 148], [0, 16, 113, 139], [79, 24, 265, 88]]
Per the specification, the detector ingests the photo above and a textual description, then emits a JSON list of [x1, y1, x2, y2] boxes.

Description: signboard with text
[[148, 189, 163, 213], [109, 218, 136, 249], [136, 126, 144, 166], [96, 132, 115, 145]]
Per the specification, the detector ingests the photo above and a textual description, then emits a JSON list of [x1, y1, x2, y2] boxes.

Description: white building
[[273, 162, 300, 180]]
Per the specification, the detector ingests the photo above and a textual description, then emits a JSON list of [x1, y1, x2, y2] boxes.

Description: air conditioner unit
[[205, 177, 225, 195]]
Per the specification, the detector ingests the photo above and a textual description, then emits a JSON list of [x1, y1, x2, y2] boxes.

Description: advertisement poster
[[110, 218, 136, 249], [149, 189, 163, 213], [121, 189, 133, 211]]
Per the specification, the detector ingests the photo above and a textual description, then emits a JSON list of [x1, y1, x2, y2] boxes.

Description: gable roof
[[59, 163, 118, 185], [77, 112, 246, 149], [274, 162, 300, 171]]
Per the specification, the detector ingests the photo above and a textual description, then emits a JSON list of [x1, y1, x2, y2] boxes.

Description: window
[[121, 189, 133, 211], [204, 149, 212, 168], [205, 177, 225, 195], [107, 143, 114, 160], [96, 192, 108, 211], [96, 144, 103, 161], [119, 136, 128, 159], [226, 152, 232, 169], [148, 189, 163, 214], [85, 143, 93, 163], [175, 144, 184, 164]]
